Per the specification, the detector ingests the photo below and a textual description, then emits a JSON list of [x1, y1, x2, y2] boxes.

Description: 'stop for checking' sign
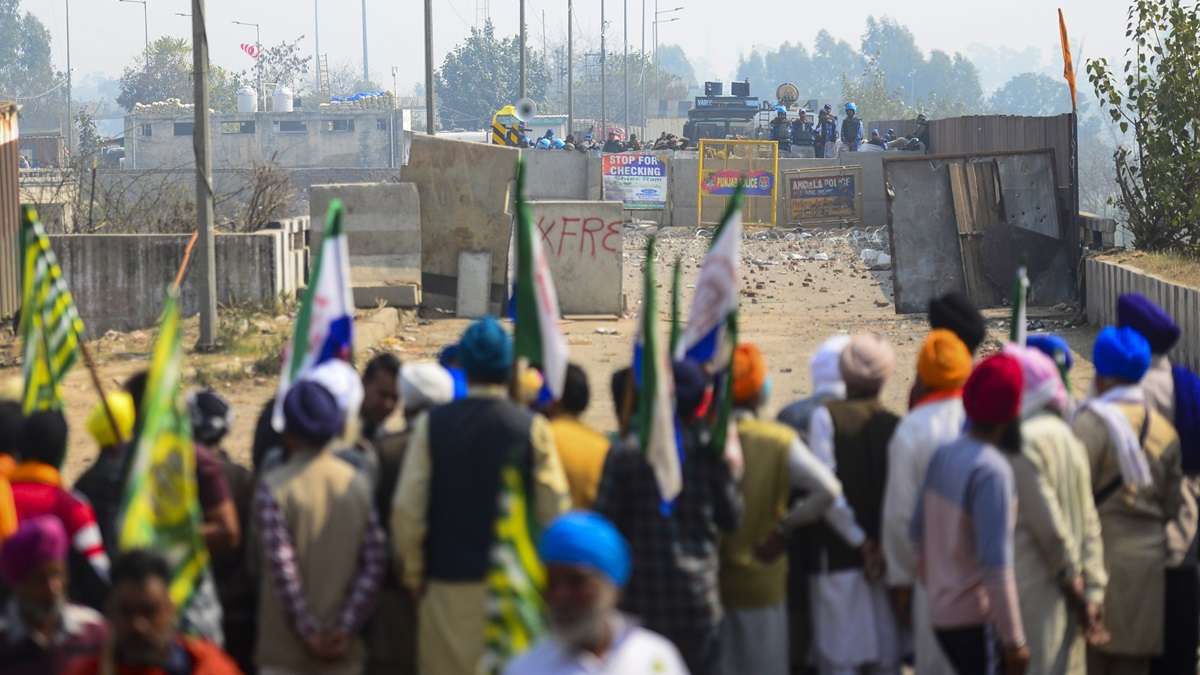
[[602, 153, 668, 210]]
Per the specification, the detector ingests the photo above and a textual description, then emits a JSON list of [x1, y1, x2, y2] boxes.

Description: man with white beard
[[504, 512, 690, 675]]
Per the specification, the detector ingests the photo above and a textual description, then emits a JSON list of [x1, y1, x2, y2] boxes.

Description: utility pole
[[424, 0, 435, 134], [518, 0, 526, 100], [361, 0, 369, 82], [192, 0, 217, 348], [600, 0, 606, 139], [623, 0, 629, 136], [119, 0, 148, 52], [64, 0, 72, 154], [313, 0, 321, 92], [640, 0, 646, 136], [567, 0, 573, 134]]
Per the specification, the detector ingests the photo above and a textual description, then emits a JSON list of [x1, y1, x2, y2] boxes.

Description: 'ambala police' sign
[[602, 153, 668, 210], [786, 166, 864, 226]]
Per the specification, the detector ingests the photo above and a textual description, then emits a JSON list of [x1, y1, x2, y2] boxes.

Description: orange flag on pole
[[1059, 8, 1077, 111]]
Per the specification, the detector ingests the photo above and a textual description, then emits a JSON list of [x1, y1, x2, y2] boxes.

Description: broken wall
[[886, 150, 1074, 314]]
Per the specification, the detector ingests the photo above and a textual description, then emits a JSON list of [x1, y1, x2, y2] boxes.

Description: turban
[[1118, 293, 1180, 354], [810, 335, 850, 398], [301, 360, 363, 417], [673, 360, 709, 419], [400, 363, 455, 414], [518, 367, 546, 406], [1003, 344, 1068, 418], [1174, 366, 1200, 475], [1093, 326, 1152, 384], [188, 389, 233, 446], [917, 330, 972, 391], [963, 353, 1024, 426], [459, 316, 514, 381], [929, 291, 986, 353], [732, 343, 768, 405], [539, 511, 631, 587], [283, 380, 344, 446], [86, 391, 136, 448], [1026, 334, 1073, 373], [0, 515, 68, 586], [839, 334, 895, 394]]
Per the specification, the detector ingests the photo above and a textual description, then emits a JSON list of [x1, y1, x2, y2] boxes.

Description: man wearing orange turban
[[720, 343, 855, 675], [880, 329, 972, 675]]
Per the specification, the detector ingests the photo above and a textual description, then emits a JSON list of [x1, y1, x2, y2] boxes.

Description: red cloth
[[65, 637, 243, 675], [11, 480, 105, 563], [962, 353, 1024, 426]]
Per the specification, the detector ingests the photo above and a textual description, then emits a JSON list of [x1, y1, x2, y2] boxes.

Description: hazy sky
[[26, 0, 1132, 98]]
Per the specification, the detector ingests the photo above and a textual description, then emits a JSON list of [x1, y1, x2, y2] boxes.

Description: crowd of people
[[523, 128, 690, 153], [0, 286, 1197, 675], [769, 103, 929, 157]]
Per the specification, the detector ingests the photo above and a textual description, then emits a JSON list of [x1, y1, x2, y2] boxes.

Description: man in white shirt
[[505, 512, 689, 675]]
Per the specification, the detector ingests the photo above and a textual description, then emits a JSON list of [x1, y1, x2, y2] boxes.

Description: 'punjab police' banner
[[786, 165, 864, 226], [602, 153, 668, 210]]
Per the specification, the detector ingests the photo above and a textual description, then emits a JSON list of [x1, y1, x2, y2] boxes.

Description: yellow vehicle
[[491, 105, 526, 146]]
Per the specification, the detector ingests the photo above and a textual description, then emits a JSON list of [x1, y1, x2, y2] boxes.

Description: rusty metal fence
[[0, 103, 19, 320], [697, 139, 779, 226]]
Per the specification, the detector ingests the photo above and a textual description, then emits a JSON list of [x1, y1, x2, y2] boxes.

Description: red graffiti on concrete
[[536, 215, 621, 258]]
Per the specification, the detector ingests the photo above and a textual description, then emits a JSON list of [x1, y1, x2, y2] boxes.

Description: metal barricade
[[697, 139, 779, 226]]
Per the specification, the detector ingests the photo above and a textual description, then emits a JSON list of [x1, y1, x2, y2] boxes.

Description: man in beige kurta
[[391, 318, 570, 675], [1072, 327, 1182, 675]]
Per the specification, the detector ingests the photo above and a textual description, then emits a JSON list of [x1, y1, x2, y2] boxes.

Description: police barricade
[[784, 165, 864, 227], [697, 139, 779, 227]]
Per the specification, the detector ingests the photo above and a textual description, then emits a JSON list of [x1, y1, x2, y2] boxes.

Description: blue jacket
[[816, 117, 838, 143], [841, 117, 864, 146]]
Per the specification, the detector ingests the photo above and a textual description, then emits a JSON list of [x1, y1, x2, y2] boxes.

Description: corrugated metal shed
[[0, 102, 19, 320]]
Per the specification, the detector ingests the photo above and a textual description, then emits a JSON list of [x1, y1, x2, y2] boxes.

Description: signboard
[[786, 166, 864, 226], [601, 153, 668, 210], [701, 169, 774, 197]]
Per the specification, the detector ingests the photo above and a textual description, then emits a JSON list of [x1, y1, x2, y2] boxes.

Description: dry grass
[[1101, 250, 1200, 289]]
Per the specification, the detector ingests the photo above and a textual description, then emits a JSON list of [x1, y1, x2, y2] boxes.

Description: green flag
[[19, 206, 84, 413], [118, 290, 211, 616]]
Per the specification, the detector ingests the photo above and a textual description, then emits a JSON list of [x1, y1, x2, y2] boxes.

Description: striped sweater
[[911, 436, 1025, 646]]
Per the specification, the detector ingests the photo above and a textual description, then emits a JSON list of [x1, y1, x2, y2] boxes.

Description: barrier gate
[[697, 139, 779, 226]]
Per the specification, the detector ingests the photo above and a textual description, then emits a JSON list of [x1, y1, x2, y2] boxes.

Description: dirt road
[[0, 227, 1100, 481]]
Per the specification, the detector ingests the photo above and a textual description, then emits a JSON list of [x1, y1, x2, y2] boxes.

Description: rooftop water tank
[[272, 85, 294, 113], [236, 86, 258, 113]]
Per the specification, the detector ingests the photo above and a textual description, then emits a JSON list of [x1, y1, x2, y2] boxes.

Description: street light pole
[[192, 0, 218, 348], [64, 0, 71, 154], [518, 0, 526, 100], [567, 0, 573, 135], [118, 0, 148, 51], [623, 0, 628, 136], [313, 0, 321, 92], [424, 0, 435, 134], [641, 0, 645, 136], [361, 0, 369, 82], [600, 0, 605, 140], [233, 21, 262, 109]]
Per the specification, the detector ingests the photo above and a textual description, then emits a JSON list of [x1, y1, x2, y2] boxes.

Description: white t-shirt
[[503, 618, 690, 675]]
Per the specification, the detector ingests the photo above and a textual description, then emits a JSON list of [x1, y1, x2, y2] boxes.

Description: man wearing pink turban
[[1004, 345, 1108, 675], [0, 515, 108, 674]]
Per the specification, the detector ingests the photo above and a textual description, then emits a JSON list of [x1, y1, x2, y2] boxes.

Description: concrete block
[[310, 181, 422, 292], [352, 285, 421, 308], [405, 135, 519, 313], [522, 151, 590, 200], [528, 200, 624, 315], [353, 308, 401, 355], [456, 251, 493, 319]]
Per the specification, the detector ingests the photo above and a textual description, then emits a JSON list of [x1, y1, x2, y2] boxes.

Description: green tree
[[811, 31, 865, 101], [919, 51, 984, 117], [842, 57, 913, 121], [117, 37, 245, 112], [989, 72, 1072, 115], [1088, 0, 1200, 253], [245, 36, 312, 93], [435, 19, 547, 130], [0, 0, 65, 127], [862, 16, 924, 96], [656, 44, 697, 87], [75, 108, 99, 163]]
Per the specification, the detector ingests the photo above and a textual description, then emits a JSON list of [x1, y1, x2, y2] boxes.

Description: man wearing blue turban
[[504, 512, 688, 674], [391, 316, 571, 675], [1072, 326, 1183, 674]]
